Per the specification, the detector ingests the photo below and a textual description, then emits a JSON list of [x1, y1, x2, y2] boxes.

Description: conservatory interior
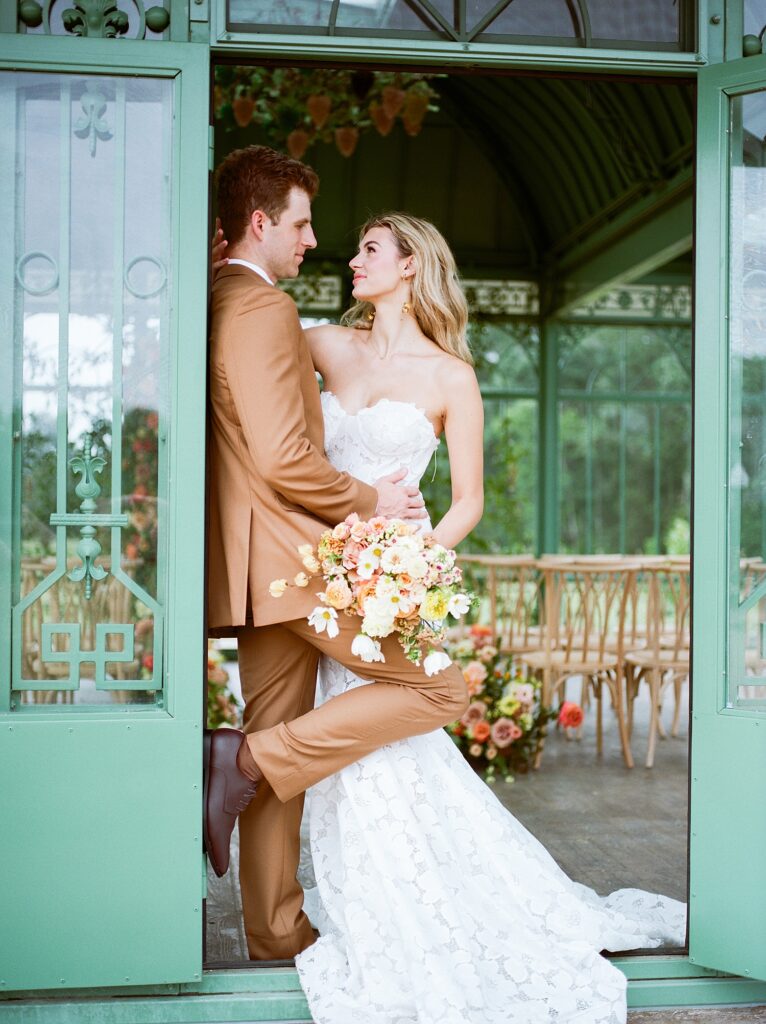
[[203, 62, 698, 964]]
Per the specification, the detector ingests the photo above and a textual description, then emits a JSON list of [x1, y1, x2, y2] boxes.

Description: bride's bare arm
[[430, 361, 484, 550], [305, 323, 352, 378]]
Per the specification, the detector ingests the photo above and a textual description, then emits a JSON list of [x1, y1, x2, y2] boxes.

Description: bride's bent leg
[[247, 614, 469, 804], [237, 624, 318, 961]]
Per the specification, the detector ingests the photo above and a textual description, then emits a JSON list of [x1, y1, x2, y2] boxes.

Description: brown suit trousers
[[207, 264, 468, 959]]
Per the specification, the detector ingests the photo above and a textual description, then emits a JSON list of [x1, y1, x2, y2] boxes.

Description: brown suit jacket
[[207, 264, 378, 630]]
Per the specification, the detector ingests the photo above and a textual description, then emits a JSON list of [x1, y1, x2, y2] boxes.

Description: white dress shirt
[[227, 258, 274, 286]]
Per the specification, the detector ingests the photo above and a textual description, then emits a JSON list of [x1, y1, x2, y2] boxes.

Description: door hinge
[[209, 125, 215, 173]]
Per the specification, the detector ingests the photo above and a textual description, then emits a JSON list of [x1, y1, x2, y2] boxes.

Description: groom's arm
[[223, 286, 378, 525]]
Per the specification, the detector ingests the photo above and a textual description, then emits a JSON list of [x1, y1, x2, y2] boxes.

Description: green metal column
[[537, 317, 559, 554]]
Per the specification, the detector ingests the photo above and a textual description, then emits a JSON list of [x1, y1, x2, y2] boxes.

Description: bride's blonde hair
[[341, 213, 473, 366]]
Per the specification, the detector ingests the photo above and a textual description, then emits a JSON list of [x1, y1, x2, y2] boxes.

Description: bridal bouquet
[[269, 513, 472, 674], [444, 625, 557, 783]]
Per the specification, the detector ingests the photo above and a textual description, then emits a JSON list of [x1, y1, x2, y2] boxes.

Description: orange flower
[[558, 701, 584, 729], [473, 721, 491, 742], [463, 660, 488, 697], [469, 624, 492, 639]]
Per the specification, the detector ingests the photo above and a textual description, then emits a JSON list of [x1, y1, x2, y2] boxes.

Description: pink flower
[[491, 717, 523, 748], [509, 682, 534, 707], [558, 702, 583, 729], [463, 660, 488, 697], [477, 644, 498, 663], [332, 522, 351, 541], [344, 512, 360, 526], [369, 516, 388, 534], [461, 701, 487, 728], [350, 520, 369, 542], [342, 541, 363, 569]]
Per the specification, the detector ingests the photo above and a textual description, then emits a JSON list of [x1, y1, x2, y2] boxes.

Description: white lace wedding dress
[[294, 390, 686, 1024]]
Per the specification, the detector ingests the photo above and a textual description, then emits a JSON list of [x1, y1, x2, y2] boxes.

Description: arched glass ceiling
[[227, 0, 693, 48]]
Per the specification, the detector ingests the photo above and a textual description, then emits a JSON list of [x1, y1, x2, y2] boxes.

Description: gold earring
[[402, 301, 411, 315], [366, 311, 375, 321]]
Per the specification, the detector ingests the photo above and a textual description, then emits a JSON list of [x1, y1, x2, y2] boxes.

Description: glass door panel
[[729, 89, 766, 704], [690, 53, 766, 980], [12, 73, 171, 706]]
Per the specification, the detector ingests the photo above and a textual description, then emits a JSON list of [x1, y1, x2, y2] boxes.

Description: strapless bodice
[[320, 390, 440, 490]]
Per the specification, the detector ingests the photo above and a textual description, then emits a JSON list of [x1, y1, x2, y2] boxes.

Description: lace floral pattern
[[295, 393, 686, 1024]]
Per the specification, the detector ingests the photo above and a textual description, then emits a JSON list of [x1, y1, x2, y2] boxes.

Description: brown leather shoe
[[203, 728, 259, 877]]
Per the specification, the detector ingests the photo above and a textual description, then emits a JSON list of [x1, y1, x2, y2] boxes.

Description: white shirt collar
[[227, 258, 274, 286]]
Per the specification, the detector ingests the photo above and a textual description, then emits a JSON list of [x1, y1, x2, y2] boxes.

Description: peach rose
[[558, 701, 583, 729], [344, 512, 360, 526], [342, 541, 363, 570], [350, 520, 369, 542], [491, 717, 523, 748], [463, 660, 488, 697], [461, 701, 487, 729], [332, 522, 351, 541], [477, 644, 498, 664], [369, 516, 388, 533], [469, 743, 483, 757], [473, 720, 491, 742], [325, 578, 353, 610]]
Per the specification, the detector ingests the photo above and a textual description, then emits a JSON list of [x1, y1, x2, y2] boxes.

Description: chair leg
[[671, 674, 684, 737], [625, 664, 636, 739], [533, 668, 549, 770], [595, 678, 603, 756], [646, 667, 661, 768], [613, 669, 634, 769]]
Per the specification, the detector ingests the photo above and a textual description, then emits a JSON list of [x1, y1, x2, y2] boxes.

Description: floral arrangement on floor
[[207, 645, 241, 730], [214, 66, 441, 158], [270, 513, 472, 673], [444, 625, 557, 783]]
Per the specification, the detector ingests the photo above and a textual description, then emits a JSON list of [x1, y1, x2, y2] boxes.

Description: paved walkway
[[628, 1010, 766, 1021]]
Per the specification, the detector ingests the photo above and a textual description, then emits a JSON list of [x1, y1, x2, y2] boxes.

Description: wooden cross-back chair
[[519, 561, 640, 769]]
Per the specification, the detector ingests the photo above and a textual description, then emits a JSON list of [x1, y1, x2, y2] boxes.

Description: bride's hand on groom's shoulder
[[373, 467, 428, 521], [210, 218, 228, 287]]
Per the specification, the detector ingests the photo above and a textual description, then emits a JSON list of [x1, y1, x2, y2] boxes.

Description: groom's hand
[[373, 468, 427, 520]]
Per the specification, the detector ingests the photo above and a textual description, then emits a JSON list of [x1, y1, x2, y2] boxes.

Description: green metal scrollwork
[[17, 0, 170, 38], [67, 434, 108, 599], [74, 83, 112, 157]]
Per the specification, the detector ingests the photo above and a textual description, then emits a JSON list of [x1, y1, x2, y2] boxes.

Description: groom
[[206, 145, 469, 961]]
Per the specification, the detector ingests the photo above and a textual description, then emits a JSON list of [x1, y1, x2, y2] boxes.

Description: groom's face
[[261, 187, 317, 280]]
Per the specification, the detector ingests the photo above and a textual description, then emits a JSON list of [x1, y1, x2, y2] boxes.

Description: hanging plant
[[215, 67, 442, 158]]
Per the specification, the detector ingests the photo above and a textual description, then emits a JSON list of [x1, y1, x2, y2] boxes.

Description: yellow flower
[[302, 555, 320, 573], [269, 579, 288, 598], [294, 572, 310, 587], [419, 589, 450, 621]]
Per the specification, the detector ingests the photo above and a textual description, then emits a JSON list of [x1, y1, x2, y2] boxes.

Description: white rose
[[423, 650, 452, 676], [407, 555, 429, 580], [351, 634, 385, 663]]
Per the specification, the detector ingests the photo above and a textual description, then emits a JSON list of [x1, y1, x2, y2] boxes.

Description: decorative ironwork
[[17, 0, 170, 38], [15, 251, 59, 296], [462, 279, 540, 317], [39, 622, 135, 690], [74, 82, 112, 157], [568, 284, 692, 322], [282, 275, 343, 312], [67, 433, 108, 599], [124, 255, 167, 299]]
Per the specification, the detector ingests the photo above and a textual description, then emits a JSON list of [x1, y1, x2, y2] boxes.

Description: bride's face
[[349, 228, 411, 303]]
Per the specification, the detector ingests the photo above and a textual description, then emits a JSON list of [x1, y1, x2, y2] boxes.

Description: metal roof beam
[[548, 173, 692, 317]]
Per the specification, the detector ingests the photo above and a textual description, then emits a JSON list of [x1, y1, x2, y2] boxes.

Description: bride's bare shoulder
[[304, 323, 358, 372]]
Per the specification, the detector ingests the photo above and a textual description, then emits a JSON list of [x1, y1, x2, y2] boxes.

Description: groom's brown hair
[[215, 145, 319, 247]]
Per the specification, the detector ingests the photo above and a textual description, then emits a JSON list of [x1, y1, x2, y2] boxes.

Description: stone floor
[[206, 668, 689, 962]]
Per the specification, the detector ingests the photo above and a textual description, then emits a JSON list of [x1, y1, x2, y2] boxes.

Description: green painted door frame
[[3, 1, 766, 1016], [689, 50, 766, 981], [0, 35, 210, 992]]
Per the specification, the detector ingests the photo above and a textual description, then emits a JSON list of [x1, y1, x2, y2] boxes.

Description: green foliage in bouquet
[[444, 625, 556, 784]]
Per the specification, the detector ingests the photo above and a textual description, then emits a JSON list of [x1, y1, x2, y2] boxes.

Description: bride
[[296, 213, 684, 1023], [214, 211, 685, 1023]]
